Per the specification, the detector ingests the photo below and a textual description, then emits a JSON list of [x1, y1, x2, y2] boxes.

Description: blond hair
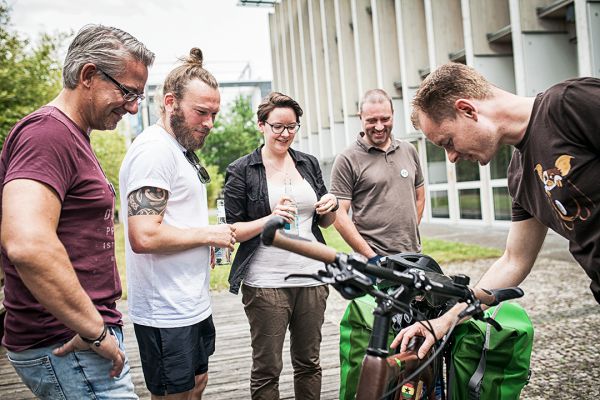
[[160, 48, 218, 116]]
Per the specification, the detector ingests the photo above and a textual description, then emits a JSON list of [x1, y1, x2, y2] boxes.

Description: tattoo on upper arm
[[127, 187, 168, 216]]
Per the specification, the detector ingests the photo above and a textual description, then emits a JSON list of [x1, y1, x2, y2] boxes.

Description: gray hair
[[62, 24, 155, 89], [359, 88, 394, 114]]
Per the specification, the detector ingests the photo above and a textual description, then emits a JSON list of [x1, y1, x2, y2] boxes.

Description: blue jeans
[[7, 326, 137, 400]]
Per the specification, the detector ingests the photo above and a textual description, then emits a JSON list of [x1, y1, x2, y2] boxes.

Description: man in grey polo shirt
[[331, 88, 426, 400], [330, 88, 425, 264]]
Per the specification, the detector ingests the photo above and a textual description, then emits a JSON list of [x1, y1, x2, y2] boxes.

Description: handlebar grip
[[475, 287, 524, 307], [261, 216, 338, 264], [363, 263, 412, 284], [261, 216, 286, 246]]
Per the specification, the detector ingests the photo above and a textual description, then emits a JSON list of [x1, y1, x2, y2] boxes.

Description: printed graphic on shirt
[[534, 154, 595, 231], [401, 382, 415, 398]]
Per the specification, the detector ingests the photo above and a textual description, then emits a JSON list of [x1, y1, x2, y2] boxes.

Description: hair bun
[[188, 48, 204, 67]]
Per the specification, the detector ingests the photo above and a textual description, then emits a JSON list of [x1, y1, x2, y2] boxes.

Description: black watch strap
[[331, 197, 339, 212], [81, 324, 108, 347]]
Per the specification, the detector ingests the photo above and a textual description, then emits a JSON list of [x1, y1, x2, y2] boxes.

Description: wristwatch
[[81, 324, 108, 347], [331, 197, 339, 212]]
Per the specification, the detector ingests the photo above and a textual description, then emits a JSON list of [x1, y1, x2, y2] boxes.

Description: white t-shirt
[[119, 124, 211, 328], [244, 177, 325, 287]]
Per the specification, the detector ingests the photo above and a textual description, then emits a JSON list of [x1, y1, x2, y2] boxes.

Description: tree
[[202, 95, 263, 177], [90, 130, 127, 216], [205, 164, 224, 209], [0, 1, 63, 147]]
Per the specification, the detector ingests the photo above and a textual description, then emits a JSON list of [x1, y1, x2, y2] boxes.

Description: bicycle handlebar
[[261, 216, 525, 400], [262, 216, 337, 263], [261, 216, 524, 309]]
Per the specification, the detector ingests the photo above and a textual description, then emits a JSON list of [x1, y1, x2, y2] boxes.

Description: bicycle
[[261, 216, 524, 400]]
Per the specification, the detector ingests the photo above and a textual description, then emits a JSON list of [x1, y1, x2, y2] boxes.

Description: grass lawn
[[115, 222, 501, 297]]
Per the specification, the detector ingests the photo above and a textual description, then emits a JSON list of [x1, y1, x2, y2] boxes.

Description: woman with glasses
[[224, 92, 338, 400]]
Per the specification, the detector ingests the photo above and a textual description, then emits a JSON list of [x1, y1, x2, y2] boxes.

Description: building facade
[[266, 0, 600, 225]]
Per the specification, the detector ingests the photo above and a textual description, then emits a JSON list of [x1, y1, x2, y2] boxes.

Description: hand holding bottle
[[215, 197, 234, 265], [271, 195, 298, 226]]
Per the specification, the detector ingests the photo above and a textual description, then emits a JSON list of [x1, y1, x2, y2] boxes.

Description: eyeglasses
[[97, 68, 145, 104], [184, 150, 211, 184], [264, 121, 300, 135]]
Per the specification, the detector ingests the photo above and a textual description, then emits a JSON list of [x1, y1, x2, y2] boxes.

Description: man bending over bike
[[392, 63, 600, 358]]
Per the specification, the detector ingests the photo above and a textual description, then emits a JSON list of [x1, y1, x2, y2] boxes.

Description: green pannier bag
[[448, 302, 534, 400], [339, 294, 395, 400]]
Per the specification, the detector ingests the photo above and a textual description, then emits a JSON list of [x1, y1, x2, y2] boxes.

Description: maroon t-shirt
[[0, 106, 123, 351], [508, 78, 600, 302]]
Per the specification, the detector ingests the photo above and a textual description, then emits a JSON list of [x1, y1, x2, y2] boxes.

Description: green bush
[[202, 95, 263, 177], [90, 130, 127, 214], [0, 2, 63, 148], [205, 164, 224, 208]]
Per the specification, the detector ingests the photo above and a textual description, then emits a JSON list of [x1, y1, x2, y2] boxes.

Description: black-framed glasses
[[184, 150, 211, 184], [97, 68, 145, 104], [264, 121, 300, 135]]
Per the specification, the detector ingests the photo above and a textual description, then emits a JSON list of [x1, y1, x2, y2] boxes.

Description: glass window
[[493, 186, 511, 221], [430, 190, 450, 218], [409, 139, 419, 152], [456, 160, 480, 182], [426, 141, 447, 184], [458, 188, 482, 219], [490, 145, 513, 180]]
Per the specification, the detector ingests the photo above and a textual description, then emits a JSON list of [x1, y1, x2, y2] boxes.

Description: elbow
[[3, 237, 41, 266], [129, 232, 156, 254]]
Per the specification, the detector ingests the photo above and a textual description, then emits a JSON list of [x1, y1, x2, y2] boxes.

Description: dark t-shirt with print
[[0, 106, 122, 352], [508, 78, 600, 302]]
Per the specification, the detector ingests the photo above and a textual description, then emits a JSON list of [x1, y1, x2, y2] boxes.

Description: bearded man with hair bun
[[119, 48, 236, 400]]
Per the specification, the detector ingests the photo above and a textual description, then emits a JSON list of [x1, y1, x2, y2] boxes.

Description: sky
[[9, 0, 274, 85]]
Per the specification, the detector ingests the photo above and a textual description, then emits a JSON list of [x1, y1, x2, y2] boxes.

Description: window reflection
[[456, 160, 480, 182], [430, 190, 450, 218], [459, 188, 482, 219], [493, 187, 511, 220], [426, 141, 447, 184], [490, 145, 513, 180]]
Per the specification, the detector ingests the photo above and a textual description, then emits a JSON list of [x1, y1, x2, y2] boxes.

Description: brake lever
[[459, 300, 503, 331], [481, 316, 503, 331], [285, 273, 331, 283]]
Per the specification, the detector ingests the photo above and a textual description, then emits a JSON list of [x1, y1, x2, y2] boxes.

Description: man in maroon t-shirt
[[0, 25, 154, 399], [388, 63, 600, 360]]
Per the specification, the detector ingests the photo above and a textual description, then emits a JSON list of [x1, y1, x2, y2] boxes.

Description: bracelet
[[80, 324, 108, 347], [330, 197, 339, 212]]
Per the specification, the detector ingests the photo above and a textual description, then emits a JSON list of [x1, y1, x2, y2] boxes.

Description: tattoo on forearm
[[128, 187, 168, 216]]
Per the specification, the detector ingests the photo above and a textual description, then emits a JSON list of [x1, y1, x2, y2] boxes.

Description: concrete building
[[264, 0, 600, 225]]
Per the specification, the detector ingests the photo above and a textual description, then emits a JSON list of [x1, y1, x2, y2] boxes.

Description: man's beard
[[366, 127, 391, 145], [170, 106, 207, 151]]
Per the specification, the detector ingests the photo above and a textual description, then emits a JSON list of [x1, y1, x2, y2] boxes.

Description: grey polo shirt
[[330, 134, 424, 255]]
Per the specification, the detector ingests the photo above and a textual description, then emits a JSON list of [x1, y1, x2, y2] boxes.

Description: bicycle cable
[[379, 315, 460, 399]]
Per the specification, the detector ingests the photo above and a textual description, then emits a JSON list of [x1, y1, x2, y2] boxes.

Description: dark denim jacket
[[224, 146, 328, 294]]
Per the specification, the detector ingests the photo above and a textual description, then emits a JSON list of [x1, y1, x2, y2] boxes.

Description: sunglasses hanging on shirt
[[183, 150, 211, 184]]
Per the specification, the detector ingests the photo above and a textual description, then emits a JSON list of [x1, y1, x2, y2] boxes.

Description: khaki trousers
[[241, 285, 329, 400]]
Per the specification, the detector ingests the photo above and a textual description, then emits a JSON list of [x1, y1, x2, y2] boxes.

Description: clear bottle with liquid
[[215, 197, 231, 265], [283, 176, 299, 236]]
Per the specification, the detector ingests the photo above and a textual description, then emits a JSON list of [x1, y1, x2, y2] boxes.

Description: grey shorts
[[133, 316, 216, 396]]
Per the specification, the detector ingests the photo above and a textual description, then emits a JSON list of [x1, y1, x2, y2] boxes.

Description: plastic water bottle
[[283, 177, 299, 235], [215, 197, 231, 265]]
